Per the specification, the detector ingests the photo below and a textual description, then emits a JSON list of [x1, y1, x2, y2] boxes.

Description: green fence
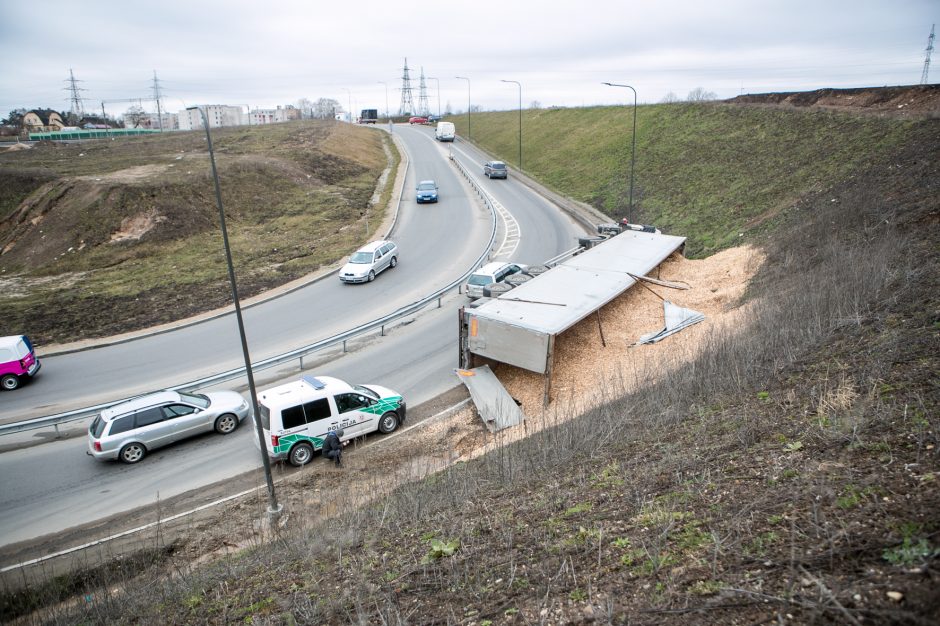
[[28, 128, 162, 140]]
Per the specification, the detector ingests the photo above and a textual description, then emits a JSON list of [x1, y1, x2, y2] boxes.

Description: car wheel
[[367, 270, 375, 282], [289, 442, 314, 467], [1, 374, 20, 391], [390, 256, 398, 268], [214, 414, 239, 434], [378, 411, 400, 434], [119, 443, 146, 464]]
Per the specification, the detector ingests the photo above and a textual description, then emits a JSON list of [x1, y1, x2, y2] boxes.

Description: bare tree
[[660, 92, 679, 104], [529, 100, 542, 109], [123, 105, 145, 128], [312, 98, 340, 120], [296, 98, 315, 119], [686, 87, 718, 102], [444, 101, 453, 115]]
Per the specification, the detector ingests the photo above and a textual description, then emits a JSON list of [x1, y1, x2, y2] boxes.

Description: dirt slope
[[728, 83, 940, 117]]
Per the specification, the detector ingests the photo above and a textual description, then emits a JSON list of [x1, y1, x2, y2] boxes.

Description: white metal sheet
[[454, 366, 526, 432], [468, 315, 551, 373], [471, 231, 686, 336]]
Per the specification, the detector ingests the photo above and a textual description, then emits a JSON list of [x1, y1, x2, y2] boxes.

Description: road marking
[[441, 140, 522, 260]]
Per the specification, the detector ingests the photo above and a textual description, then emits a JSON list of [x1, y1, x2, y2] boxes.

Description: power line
[[417, 67, 430, 116], [152, 70, 164, 131], [64, 68, 87, 119], [922, 24, 935, 84], [398, 58, 415, 116]]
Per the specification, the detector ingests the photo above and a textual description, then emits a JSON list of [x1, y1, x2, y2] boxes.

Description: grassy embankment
[[0, 121, 398, 344], [453, 104, 911, 257], [2, 106, 938, 623]]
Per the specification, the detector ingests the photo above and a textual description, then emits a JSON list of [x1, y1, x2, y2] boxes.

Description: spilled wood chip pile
[[495, 244, 766, 429]]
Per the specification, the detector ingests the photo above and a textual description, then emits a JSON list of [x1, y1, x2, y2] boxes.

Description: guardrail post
[[438, 296, 442, 308], [343, 340, 347, 353], [381, 324, 385, 337], [300, 355, 304, 369], [54, 423, 60, 438]]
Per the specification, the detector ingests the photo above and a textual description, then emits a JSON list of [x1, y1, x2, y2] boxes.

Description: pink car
[[0, 335, 41, 390]]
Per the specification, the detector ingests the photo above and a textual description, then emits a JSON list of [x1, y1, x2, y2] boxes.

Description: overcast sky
[[1, 0, 935, 119]]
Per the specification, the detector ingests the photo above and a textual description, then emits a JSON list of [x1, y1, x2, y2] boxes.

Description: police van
[[258, 375, 406, 466]]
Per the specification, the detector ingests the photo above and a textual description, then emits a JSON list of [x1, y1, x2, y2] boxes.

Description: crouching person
[[322, 429, 346, 467]]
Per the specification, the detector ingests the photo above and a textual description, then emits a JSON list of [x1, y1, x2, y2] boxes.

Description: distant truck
[[435, 121, 455, 141], [359, 109, 378, 124]]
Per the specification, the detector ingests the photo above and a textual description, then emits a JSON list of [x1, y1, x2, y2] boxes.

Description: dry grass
[[3, 113, 938, 625]]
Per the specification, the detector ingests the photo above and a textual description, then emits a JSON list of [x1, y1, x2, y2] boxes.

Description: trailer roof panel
[[471, 231, 686, 336]]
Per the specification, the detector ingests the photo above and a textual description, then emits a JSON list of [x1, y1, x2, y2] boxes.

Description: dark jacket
[[322, 432, 342, 457]]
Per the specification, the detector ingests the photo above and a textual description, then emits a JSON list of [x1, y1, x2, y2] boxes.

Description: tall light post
[[427, 76, 441, 118], [455, 76, 470, 140], [341, 87, 352, 122], [602, 82, 638, 223], [186, 106, 281, 521], [377, 81, 389, 122], [501, 79, 522, 170]]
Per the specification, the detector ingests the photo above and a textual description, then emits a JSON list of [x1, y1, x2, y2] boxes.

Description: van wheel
[[378, 411, 400, 434], [1, 374, 20, 391], [289, 442, 314, 466], [119, 443, 146, 464], [214, 414, 239, 434], [367, 270, 375, 282], [390, 256, 398, 268]]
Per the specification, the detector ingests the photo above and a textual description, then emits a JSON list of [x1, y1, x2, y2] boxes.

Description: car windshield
[[417, 182, 436, 190], [353, 385, 380, 401], [490, 163, 506, 170], [468, 274, 494, 286], [178, 391, 210, 408], [349, 251, 374, 264]]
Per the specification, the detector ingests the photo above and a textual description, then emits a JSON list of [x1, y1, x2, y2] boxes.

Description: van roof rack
[[301, 375, 326, 390]]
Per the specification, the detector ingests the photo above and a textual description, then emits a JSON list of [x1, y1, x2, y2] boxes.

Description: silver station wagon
[[87, 390, 250, 464], [339, 240, 399, 283]]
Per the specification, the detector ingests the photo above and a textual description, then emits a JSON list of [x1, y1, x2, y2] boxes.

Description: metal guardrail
[[1, 152, 499, 438]]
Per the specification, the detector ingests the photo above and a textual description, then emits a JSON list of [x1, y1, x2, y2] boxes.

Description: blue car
[[416, 180, 439, 203]]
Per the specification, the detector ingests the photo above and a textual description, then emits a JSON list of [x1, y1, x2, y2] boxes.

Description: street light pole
[[186, 106, 281, 521], [427, 76, 441, 118], [501, 79, 522, 170], [455, 76, 470, 140], [602, 82, 638, 223]]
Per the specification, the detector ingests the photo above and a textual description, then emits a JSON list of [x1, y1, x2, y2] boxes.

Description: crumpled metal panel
[[454, 365, 525, 432]]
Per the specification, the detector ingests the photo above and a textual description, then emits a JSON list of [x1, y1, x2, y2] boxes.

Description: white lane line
[[440, 140, 522, 260]]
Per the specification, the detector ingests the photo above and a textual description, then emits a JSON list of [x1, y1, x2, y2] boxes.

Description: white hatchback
[[339, 240, 399, 283]]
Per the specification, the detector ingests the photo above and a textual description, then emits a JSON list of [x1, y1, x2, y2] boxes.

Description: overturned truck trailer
[[459, 230, 687, 406]]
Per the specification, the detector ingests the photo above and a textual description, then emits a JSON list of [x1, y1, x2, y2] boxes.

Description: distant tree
[[296, 98, 315, 119], [469, 104, 483, 113], [529, 100, 541, 109], [312, 97, 340, 120], [2, 108, 27, 127], [686, 87, 718, 102], [444, 101, 452, 115], [123, 105, 145, 128], [660, 92, 679, 104]]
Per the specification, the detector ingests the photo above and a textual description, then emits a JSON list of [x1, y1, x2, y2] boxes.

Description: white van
[[258, 375, 406, 466], [435, 121, 455, 142]]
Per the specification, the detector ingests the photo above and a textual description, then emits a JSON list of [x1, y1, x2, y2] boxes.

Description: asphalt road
[[0, 124, 589, 551]]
